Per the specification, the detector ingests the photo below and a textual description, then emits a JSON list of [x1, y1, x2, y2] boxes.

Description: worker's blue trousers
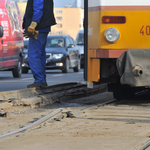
[[28, 32, 48, 83]]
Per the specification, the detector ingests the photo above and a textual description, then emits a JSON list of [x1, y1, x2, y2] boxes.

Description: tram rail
[[1, 89, 150, 149], [0, 82, 107, 109], [1, 83, 150, 149], [0, 98, 117, 139]]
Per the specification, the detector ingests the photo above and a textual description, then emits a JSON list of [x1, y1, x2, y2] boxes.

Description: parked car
[[22, 35, 81, 73], [76, 29, 84, 68], [0, 0, 24, 77]]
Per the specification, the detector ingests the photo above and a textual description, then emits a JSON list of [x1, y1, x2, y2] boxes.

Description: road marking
[[77, 72, 83, 74], [52, 72, 83, 77], [53, 74, 63, 77], [21, 78, 33, 80], [0, 80, 30, 82]]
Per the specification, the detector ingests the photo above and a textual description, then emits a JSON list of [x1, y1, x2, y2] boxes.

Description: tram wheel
[[113, 89, 135, 100], [113, 92, 122, 100]]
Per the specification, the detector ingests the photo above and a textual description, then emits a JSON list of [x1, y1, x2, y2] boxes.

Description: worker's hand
[[23, 30, 39, 39], [23, 21, 39, 39], [28, 21, 37, 32]]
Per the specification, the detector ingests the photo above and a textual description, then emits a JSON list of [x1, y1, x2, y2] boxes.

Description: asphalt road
[[0, 69, 84, 92]]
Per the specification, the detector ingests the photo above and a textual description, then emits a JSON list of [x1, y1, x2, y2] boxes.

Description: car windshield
[[46, 37, 65, 48], [76, 33, 84, 45]]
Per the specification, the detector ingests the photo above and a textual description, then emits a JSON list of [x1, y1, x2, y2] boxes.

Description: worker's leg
[[28, 32, 48, 83]]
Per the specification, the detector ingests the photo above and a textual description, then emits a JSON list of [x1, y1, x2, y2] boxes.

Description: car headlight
[[53, 54, 63, 59], [105, 28, 120, 43]]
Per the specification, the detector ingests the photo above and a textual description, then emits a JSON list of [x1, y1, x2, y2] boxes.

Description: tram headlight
[[105, 28, 120, 43]]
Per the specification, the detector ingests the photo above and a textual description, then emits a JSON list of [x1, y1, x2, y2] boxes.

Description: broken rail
[[0, 82, 107, 109]]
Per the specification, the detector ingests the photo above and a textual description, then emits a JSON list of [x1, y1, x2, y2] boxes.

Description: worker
[[23, 0, 56, 88]]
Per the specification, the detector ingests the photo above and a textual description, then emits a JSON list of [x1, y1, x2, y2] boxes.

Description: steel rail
[[0, 89, 145, 140], [0, 99, 116, 139], [138, 140, 150, 150], [0, 82, 107, 139], [0, 82, 83, 101], [0, 82, 107, 102], [74, 99, 117, 115], [0, 108, 63, 139]]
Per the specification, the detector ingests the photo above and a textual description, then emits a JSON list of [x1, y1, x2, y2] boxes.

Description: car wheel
[[62, 57, 69, 73], [73, 57, 80, 72], [81, 63, 84, 69], [22, 68, 28, 74], [12, 57, 22, 78]]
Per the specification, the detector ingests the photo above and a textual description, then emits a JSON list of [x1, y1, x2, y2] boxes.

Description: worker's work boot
[[27, 82, 48, 88]]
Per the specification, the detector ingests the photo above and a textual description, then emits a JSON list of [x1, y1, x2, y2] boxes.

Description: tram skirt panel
[[116, 49, 150, 87]]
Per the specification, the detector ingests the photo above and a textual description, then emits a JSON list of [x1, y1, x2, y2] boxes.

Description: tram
[[84, 0, 150, 99]]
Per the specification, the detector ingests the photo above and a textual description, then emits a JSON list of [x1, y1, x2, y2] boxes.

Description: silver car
[[76, 30, 84, 68]]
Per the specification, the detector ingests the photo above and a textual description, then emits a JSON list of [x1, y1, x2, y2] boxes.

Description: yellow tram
[[84, 0, 150, 99]]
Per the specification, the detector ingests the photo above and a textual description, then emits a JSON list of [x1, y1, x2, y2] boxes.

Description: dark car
[[22, 39, 29, 73], [22, 35, 81, 73]]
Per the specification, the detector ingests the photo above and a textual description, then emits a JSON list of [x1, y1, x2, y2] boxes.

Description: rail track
[[139, 143, 150, 150], [1, 83, 150, 150], [0, 82, 107, 109], [0, 99, 117, 139], [0, 82, 108, 139]]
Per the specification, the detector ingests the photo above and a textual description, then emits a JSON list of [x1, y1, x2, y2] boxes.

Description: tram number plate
[[140, 25, 150, 35]]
